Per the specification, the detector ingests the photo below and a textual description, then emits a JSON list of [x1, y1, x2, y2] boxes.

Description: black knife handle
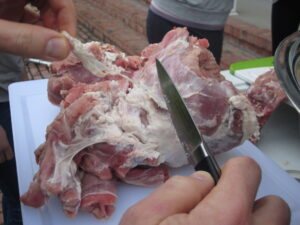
[[194, 156, 221, 184]]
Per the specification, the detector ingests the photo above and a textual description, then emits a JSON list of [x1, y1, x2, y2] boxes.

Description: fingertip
[[45, 35, 71, 61], [226, 156, 261, 178], [63, 23, 77, 37], [228, 156, 259, 168], [59, 24, 77, 37], [56, 1, 77, 37], [190, 171, 213, 182]]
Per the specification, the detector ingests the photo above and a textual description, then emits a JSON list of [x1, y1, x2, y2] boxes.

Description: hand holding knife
[[156, 59, 221, 183]]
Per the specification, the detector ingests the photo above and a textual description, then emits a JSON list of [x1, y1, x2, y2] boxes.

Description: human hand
[[0, 126, 14, 163], [0, 0, 76, 61], [120, 157, 290, 225]]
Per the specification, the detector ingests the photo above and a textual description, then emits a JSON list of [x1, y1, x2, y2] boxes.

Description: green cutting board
[[230, 56, 274, 75]]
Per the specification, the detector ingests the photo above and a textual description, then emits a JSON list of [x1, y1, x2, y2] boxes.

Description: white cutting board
[[234, 66, 274, 84], [9, 79, 300, 225]]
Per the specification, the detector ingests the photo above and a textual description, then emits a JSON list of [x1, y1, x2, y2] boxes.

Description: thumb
[[0, 19, 71, 61]]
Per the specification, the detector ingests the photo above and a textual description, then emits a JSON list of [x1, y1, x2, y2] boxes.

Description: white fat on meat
[[49, 82, 187, 187], [62, 32, 125, 78], [229, 95, 260, 142]]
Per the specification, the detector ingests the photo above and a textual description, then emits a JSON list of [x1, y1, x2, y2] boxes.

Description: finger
[[0, 19, 71, 60], [4, 146, 14, 161], [119, 171, 214, 225], [0, 126, 10, 149], [0, 126, 13, 163], [0, 147, 14, 163], [41, 8, 57, 30], [252, 195, 290, 225], [48, 0, 76, 36], [189, 156, 261, 225]]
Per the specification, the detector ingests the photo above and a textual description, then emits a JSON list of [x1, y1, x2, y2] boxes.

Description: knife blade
[[156, 59, 220, 183]]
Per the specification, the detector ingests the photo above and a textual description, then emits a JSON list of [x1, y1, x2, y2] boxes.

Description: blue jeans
[[0, 102, 23, 225]]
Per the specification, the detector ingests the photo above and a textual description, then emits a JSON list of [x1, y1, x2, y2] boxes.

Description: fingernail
[[191, 171, 212, 181], [45, 37, 68, 60]]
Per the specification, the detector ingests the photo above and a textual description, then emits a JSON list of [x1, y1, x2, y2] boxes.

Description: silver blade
[[156, 59, 209, 163]]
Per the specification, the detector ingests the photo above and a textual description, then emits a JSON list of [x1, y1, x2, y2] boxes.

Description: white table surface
[[8, 76, 300, 225]]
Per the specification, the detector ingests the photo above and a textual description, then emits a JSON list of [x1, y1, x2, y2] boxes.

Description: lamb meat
[[21, 27, 262, 219], [79, 173, 117, 219], [246, 69, 287, 127]]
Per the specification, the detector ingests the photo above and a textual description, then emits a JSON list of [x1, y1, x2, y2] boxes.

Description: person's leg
[[0, 102, 23, 225], [271, 0, 300, 54], [146, 9, 177, 44]]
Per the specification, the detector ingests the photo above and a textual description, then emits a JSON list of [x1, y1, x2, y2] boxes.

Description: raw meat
[[246, 69, 287, 126], [21, 27, 263, 219]]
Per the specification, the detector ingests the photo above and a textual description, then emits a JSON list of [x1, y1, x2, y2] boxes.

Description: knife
[[156, 59, 221, 183]]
